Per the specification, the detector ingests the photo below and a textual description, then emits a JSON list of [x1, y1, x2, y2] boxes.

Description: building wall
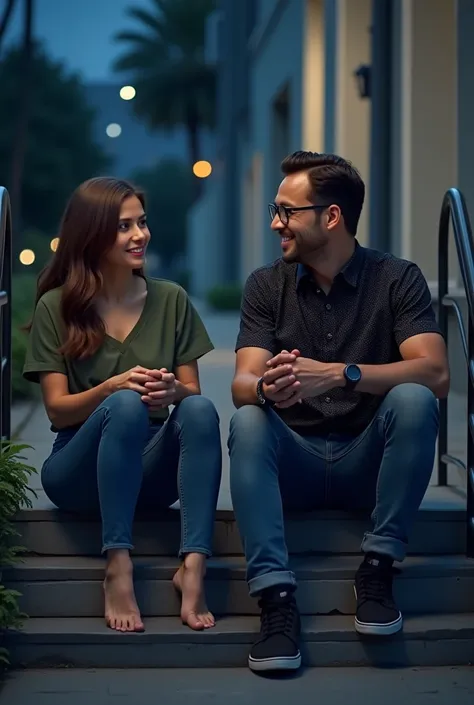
[[244, 0, 306, 271], [398, 0, 457, 284], [333, 0, 372, 245], [458, 0, 474, 215]]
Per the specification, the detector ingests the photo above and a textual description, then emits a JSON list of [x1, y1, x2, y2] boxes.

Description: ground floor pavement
[[1, 666, 473, 705]]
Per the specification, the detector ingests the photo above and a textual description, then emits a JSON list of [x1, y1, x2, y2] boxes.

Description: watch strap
[[256, 377, 267, 405]]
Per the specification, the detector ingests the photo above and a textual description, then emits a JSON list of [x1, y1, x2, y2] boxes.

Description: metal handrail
[[437, 187, 474, 557], [0, 186, 12, 441]]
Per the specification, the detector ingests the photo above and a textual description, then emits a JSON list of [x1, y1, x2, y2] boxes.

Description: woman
[[23, 177, 222, 634]]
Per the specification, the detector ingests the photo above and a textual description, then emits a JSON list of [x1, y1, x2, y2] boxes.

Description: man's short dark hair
[[281, 151, 365, 236]]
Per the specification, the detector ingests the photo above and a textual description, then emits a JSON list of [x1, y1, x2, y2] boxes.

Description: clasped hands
[[141, 368, 177, 409], [112, 365, 177, 410], [262, 349, 344, 409]]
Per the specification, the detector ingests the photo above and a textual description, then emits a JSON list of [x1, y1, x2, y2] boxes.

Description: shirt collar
[[296, 240, 364, 289]]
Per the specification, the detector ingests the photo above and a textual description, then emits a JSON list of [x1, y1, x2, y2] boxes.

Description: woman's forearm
[[45, 380, 113, 429]]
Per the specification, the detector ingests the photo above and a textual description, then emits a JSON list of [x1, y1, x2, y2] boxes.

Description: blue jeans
[[42, 391, 222, 556], [228, 383, 439, 596]]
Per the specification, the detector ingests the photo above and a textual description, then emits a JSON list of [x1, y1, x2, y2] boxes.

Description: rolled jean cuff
[[101, 542, 134, 554], [179, 546, 212, 559], [361, 532, 407, 562], [248, 570, 296, 597]]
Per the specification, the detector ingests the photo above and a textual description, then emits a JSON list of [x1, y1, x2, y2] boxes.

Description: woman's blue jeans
[[42, 391, 222, 556]]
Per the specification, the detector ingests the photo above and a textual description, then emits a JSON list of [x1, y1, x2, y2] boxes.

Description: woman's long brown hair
[[28, 177, 145, 359]]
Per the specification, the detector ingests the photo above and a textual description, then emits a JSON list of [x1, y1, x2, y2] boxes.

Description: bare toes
[[184, 612, 205, 631]]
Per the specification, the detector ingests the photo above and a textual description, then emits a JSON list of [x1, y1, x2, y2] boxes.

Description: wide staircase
[[1, 187, 474, 669]]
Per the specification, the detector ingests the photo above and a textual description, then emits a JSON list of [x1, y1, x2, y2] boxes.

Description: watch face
[[346, 364, 361, 382]]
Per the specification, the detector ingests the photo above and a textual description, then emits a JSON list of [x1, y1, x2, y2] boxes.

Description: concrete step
[[12, 491, 467, 557], [7, 614, 474, 668], [4, 555, 474, 618]]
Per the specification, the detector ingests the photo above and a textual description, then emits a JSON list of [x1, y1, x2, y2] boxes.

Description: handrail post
[[437, 187, 474, 557], [0, 187, 12, 441], [468, 316, 474, 557], [437, 197, 449, 486]]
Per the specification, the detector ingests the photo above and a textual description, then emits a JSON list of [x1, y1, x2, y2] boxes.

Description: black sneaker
[[354, 554, 403, 636], [248, 585, 301, 672]]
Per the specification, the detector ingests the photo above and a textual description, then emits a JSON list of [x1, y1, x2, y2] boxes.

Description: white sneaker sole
[[354, 613, 403, 636], [248, 652, 302, 672], [354, 585, 403, 635]]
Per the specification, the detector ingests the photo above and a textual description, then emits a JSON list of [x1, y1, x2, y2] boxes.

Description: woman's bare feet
[[172, 553, 215, 630], [103, 549, 144, 632]]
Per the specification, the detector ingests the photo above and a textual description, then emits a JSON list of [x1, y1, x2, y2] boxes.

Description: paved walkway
[[2, 666, 473, 704]]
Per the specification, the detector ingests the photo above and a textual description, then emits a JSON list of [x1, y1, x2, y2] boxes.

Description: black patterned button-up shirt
[[236, 242, 441, 436]]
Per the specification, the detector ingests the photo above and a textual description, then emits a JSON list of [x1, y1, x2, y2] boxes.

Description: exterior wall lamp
[[354, 64, 371, 99]]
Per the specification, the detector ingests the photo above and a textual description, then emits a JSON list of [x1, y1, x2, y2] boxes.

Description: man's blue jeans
[[42, 391, 222, 557], [228, 383, 439, 596]]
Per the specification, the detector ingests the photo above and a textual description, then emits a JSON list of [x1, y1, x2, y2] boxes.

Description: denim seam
[[371, 414, 385, 527], [325, 437, 332, 504], [170, 418, 187, 557], [268, 408, 325, 460], [42, 406, 107, 473], [329, 412, 383, 461], [102, 542, 134, 553]]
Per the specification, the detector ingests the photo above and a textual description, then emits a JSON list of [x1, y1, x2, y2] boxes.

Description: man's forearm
[[231, 373, 259, 408], [332, 359, 449, 398]]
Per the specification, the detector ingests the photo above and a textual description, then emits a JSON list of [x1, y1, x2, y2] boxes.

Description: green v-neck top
[[23, 277, 214, 425]]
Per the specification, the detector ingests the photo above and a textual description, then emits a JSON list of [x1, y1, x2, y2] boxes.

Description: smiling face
[[270, 171, 343, 265], [104, 195, 151, 270]]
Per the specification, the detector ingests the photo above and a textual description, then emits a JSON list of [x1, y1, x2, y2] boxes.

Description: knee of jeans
[[385, 383, 439, 429], [104, 390, 149, 430], [175, 395, 220, 429], [228, 405, 271, 448]]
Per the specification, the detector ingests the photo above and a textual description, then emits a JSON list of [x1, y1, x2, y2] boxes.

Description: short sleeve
[[23, 299, 67, 383], [235, 270, 276, 353], [392, 264, 441, 347], [174, 288, 214, 366]]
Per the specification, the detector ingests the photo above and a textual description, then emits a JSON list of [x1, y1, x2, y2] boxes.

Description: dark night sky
[[6, 0, 154, 82]]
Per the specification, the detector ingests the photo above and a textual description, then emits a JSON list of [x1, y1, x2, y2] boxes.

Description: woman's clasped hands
[[108, 366, 177, 409]]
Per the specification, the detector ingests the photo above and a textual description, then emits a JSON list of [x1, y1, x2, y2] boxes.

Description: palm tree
[[0, 0, 17, 51], [114, 0, 216, 171]]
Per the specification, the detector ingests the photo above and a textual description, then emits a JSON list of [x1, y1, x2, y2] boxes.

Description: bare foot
[[103, 551, 144, 633], [172, 554, 215, 630]]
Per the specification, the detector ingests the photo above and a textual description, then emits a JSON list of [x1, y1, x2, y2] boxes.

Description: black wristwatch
[[256, 376, 268, 405], [343, 364, 361, 391]]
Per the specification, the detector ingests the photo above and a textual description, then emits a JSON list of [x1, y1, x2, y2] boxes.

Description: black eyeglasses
[[268, 203, 330, 226]]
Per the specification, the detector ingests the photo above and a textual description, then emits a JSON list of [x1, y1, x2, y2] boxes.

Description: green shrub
[[172, 269, 191, 292], [0, 442, 36, 664], [206, 284, 242, 311]]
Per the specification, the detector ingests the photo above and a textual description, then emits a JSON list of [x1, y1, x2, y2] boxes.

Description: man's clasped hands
[[261, 349, 345, 409]]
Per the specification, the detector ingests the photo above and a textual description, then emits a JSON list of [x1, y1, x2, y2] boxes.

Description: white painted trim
[[302, 0, 325, 151], [400, 0, 413, 261]]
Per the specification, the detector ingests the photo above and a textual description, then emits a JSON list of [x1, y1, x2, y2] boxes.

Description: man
[[229, 151, 449, 673]]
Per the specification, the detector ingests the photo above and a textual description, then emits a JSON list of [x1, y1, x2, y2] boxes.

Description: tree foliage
[[0, 42, 110, 235], [132, 157, 194, 263], [114, 0, 216, 165]]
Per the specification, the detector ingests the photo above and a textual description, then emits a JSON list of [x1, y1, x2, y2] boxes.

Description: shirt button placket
[[324, 301, 336, 410]]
